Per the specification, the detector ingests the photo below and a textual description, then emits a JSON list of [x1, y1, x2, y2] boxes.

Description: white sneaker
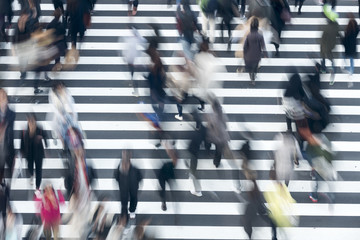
[[190, 190, 202, 197], [35, 189, 41, 198], [129, 212, 136, 219], [233, 186, 241, 194], [174, 114, 183, 121], [29, 176, 34, 186]]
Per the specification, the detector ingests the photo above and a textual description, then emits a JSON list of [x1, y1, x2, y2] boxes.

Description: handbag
[[280, 8, 291, 22]]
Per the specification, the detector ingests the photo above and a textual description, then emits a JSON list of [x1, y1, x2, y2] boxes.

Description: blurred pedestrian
[[341, 17, 359, 76], [48, 81, 78, 146], [176, 0, 201, 60], [206, 94, 231, 168], [114, 150, 143, 223], [46, 8, 67, 72], [128, 0, 139, 16], [217, 0, 239, 50], [244, 178, 276, 240], [0, 0, 13, 42], [198, 0, 217, 43], [273, 132, 302, 186], [238, 0, 246, 18], [20, 114, 48, 191], [122, 26, 147, 97], [35, 183, 65, 240], [0, 89, 15, 184], [321, 6, 339, 85], [307, 134, 336, 203], [294, 0, 305, 14], [145, 46, 167, 120], [322, 0, 336, 9], [66, 0, 88, 49], [5, 206, 23, 240], [0, 181, 9, 230], [243, 17, 267, 85]]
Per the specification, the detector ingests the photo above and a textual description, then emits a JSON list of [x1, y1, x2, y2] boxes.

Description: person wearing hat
[[320, 5, 339, 85]]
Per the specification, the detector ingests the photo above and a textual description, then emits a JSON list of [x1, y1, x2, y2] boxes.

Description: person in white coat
[[273, 132, 302, 186]]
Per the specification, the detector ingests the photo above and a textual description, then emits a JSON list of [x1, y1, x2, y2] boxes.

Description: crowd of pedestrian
[[0, 0, 358, 239]]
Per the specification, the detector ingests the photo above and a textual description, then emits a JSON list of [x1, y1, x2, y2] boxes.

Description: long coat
[[320, 20, 339, 60], [20, 125, 47, 163], [0, 107, 15, 170], [343, 26, 359, 58]]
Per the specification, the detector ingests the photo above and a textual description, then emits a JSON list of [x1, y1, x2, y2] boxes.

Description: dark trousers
[[246, 62, 259, 81], [158, 162, 175, 203], [213, 143, 223, 167], [323, 0, 336, 9], [27, 157, 43, 189], [220, 19, 232, 42], [294, 0, 304, 11], [240, 0, 246, 16], [120, 189, 138, 221], [321, 58, 335, 74], [244, 203, 277, 239]]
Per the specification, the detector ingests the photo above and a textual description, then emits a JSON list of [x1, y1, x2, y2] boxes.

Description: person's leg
[[240, 0, 246, 17], [189, 154, 201, 192], [28, 157, 35, 178], [35, 157, 43, 190], [120, 192, 129, 221], [43, 226, 52, 240], [298, 0, 304, 13], [350, 57, 354, 75], [129, 189, 138, 214], [220, 19, 225, 42], [52, 223, 59, 240], [286, 116, 292, 131], [201, 12, 208, 36], [209, 15, 215, 43], [158, 171, 166, 204], [213, 144, 222, 168], [176, 103, 183, 117], [321, 58, 326, 72], [269, 218, 277, 240]]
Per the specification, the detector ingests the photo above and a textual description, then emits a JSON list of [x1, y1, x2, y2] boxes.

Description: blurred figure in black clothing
[[114, 150, 143, 223], [0, 0, 13, 42], [294, 0, 305, 14], [67, 0, 89, 49], [217, 0, 239, 50], [20, 113, 48, 191], [157, 140, 177, 211], [47, 8, 67, 71], [0, 89, 15, 184]]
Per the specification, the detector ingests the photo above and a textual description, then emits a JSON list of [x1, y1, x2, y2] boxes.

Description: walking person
[[157, 140, 178, 211], [217, 0, 239, 50], [128, 0, 139, 16], [0, 89, 15, 184], [20, 114, 48, 192], [198, 0, 217, 43], [294, 0, 305, 14], [243, 17, 267, 85], [114, 150, 143, 223], [34, 183, 65, 240], [320, 6, 339, 85], [341, 16, 359, 77], [176, 0, 201, 60], [238, 0, 246, 18], [122, 26, 147, 97]]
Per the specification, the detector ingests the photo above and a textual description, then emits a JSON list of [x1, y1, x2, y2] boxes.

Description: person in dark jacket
[[0, 0, 13, 42], [323, 0, 336, 9], [20, 113, 48, 190], [176, 0, 201, 60], [0, 89, 15, 184], [0, 181, 10, 230], [243, 17, 267, 84], [157, 141, 177, 211], [342, 17, 359, 76], [217, 0, 238, 50], [114, 150, 143, 223], [66, 0, 88, 49], [320, 17, 339, 85], [47, 8, 67, 71]]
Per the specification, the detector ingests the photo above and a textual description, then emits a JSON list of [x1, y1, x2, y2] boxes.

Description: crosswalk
[[1, 0, 360, 239]]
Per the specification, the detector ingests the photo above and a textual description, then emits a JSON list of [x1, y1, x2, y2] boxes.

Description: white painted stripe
[[15, 225, 359, 239], [3, 42, 360, 53], [8, 103, 360, 116], [10, 120, 360, 134], [15, 158, 360, 173], [4, 87, 360, 100], [0, 71, 356, 82], [7, 178, 360, 193], [10, 200, 360, 216]]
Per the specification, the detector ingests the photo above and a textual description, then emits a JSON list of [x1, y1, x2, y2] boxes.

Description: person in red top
[[35, 183, 65, 240]]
